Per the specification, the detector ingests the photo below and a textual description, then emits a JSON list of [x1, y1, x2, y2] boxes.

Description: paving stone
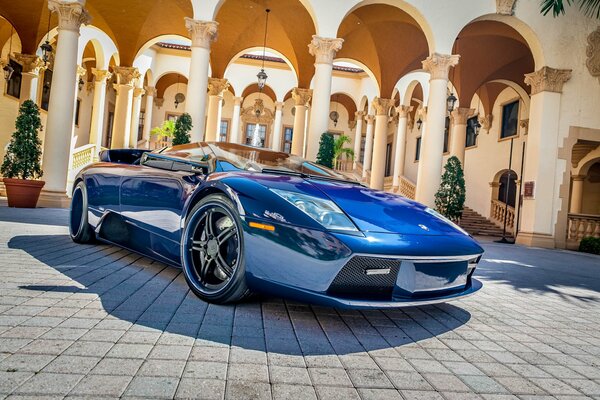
[[14, 372, 83, 395], [314, 386, 361, 400], [105, 343, 153, 359], [228, 363, 269, 382], [269, 365, 311, 385], [225, 381, 271, 400], [347, 368, 394, 388], [41, 355, 100, 374], [0, 354, 55, 373], [386, 371, 433, 390], [138, 359, 186, 377], [69, 374, 132, 397], [183, 361, 227, 380], [123, 376, 179, 398], [175, 378, 226, 400], [459, 375, 510, 394], [89, 357, 144, 375]]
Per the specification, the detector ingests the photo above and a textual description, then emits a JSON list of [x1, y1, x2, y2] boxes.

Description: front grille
[[328, 256, 400, 299]]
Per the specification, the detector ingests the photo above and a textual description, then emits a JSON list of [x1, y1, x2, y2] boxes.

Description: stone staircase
[[460, 207, 513, 238]]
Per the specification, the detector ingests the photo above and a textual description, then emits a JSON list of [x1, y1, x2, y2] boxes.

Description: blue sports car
[[70, 142, 483, 308]]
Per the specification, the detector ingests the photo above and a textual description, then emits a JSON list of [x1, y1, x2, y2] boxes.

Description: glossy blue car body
[[75, 142, 483, 309]]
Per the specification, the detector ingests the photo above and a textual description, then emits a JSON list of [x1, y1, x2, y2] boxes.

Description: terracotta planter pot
[[2, 178, 45, 208]]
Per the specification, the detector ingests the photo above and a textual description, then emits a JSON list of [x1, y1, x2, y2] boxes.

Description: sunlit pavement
[[1, 204, 599, 400]]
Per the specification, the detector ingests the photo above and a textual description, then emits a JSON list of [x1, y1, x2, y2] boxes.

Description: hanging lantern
[[474, 118, 482, 136], [255, 9, 270, 92], [40, 41, 53, 65], [257, 69, 267, 90], [446, 93, 457, 113], [174, 93, 185, 109], [3, 63, 14, 82], [329, 110, 339, 127], [78, 77, 85, 92], [416, 118, 423, 130]]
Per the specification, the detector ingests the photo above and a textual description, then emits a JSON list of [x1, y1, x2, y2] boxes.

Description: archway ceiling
[[452, 21, 534, 107], [242, 83, 277, 103], [331, 93, 357, 119], [477, 81, 510, 116], [214, 0, 315, 88], [336, 4, 429, 98], [0, 17, 15, 50], [156, 73, 188, 98]]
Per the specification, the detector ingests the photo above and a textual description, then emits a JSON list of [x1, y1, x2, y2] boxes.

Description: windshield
[[160, 142, 355, 182]]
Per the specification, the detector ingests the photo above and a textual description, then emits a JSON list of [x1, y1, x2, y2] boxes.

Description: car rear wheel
[[181, 194, 250, 304], [69, 181, 95, 244]]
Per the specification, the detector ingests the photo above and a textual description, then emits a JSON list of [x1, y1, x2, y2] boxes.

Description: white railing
[[568, 213, 600, 248], [334, 159, 353, 172], [490, 199, 515, 232], [398, 176, 416, 199], [71, 143, 97, 170]]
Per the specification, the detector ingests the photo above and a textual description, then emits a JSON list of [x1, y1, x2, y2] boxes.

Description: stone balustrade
[[567, 213, 600, 249], [490, 199, 515, 232]]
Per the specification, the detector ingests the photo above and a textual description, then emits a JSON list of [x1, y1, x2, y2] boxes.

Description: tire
[[69, 181, 95, 244], [181, 194, 251, 304]]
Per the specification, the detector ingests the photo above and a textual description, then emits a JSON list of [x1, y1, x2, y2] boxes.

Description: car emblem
[[419, 224, 429, 231]]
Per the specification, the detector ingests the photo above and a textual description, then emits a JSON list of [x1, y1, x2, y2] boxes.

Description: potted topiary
[[1, 100, 45, 208], [172, 113, 193, 145], [316, 132, 335, 168]]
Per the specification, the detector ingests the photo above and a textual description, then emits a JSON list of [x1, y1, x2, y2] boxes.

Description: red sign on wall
[[523, 181, 535, 199]]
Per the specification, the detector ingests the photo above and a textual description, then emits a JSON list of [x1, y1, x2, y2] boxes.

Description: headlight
[[425, 207, 470, 236], [271, 189, 358, 232]]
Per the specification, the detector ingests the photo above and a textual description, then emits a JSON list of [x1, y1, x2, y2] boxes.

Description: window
[[443, 116, 450, 153], [466, 116, 479, 148], [360, 136, 365, 163], [138, 111, 145, 141], [6, 59, 22, 99], [74, 99, 81, 126], [498, 171, 517, 207], [166, 113, 180, 122], [415, 137, 422, 161], [385, 143, 392, 177], [41, 69, 53, 111], [219, 120, 229, 142], [500, 100, 519, 139], [245, 123, 267, 147], [282, 127, 293, 153], [105, 111, 114, 148]]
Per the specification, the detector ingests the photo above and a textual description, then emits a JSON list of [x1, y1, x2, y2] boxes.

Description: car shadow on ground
[[9, 234, 473, 356]]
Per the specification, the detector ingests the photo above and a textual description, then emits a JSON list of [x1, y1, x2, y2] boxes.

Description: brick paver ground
[[1, 205, 599, 400]]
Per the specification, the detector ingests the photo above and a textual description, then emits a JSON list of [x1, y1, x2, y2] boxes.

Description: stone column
[[569, 175, 585, 214], [370, 98, 393, 190], [392, 106, 412, 189], [362, 115, 375, 179], [185, 18, 218, 142], [142, 86, 155, 148], [129, 87, 145, 148], [40, 0, 90, 206], [353, 111, 364, 170], [271, 102, 284, 151], [14, 54, 44, 103], [88, 68, 112, 152], [291, 88, 312, 156], [205, 78, 229, 142], [517, 67, 572, 248], [415, 53, 460, 207], [305, 36, 344, 161], [230, 96, 242, 144], [111, 66, 140, 149], [450, 107, 475, 165]]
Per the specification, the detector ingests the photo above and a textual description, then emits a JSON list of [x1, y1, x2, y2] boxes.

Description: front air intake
[[327, 256, 400, 299]]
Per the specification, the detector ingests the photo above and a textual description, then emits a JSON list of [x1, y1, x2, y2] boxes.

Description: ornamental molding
[[355, 110, 365, 119], [519, 118, 529, 134], [92, 68, 112, 83], [208, 77, 229, 96], [76, 65, 87, 78], [416, 106, 428, 122], [48, 0, 91, 32], [524, 66, 572, 95], [233, 96, 243, 106], [155, 98, 164, 108], [185, 18, 218, 49], [572, 175, 586, 181], [144, 86, 156, 97], [396, 105, 413, 119], [422, 53, 460, 80], [13, 53, 45, 75], [365, 114, 376, 124], [241, 98, 274, 125], [586, 26, 600, 83], [133, 87, 145, 98], [274, 101, 284, 110], [479, 114, 493, 131], [114, 66, 140, 86], [308, 36, 344, 65], [496, 0, 517, 15], [373, 97, 393, 116], [451, 107, 475, 125], [348, 120, 357, 130], [291, 87, 312, 106]]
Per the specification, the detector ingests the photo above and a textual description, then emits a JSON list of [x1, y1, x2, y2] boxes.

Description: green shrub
[[173, 113, 192, 146], [434, 156, 466, 223], [316, 133, 335, 168], [579, 236, 600, 255]]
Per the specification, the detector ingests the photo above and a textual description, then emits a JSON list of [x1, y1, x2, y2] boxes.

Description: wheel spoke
[[204, 210, 215, 237], [217, 226, 236, 245], [215, 253, 233, 278]]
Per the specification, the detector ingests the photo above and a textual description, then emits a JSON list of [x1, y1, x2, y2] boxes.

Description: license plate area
[[394, 260, 469, 298]]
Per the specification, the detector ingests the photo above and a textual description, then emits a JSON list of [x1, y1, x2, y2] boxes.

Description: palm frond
[[578, 0, 600, 18], [540, 0, 570, 16]]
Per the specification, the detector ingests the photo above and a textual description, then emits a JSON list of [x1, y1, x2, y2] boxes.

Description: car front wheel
[[181, 194, 250, 304], [69, 181, 95, 244]]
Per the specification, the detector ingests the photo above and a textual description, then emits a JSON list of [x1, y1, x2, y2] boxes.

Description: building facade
[[0, 0, 599, 249]]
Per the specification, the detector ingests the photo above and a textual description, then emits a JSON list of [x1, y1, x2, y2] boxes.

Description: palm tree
[[541, 0, 600, 18], [332, 135, 354, 169]]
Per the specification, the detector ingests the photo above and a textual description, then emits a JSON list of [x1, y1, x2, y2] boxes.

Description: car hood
[[308, 180, 468, 236]]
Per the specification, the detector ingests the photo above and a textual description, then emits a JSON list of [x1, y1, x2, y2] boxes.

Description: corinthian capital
[[524, 66, 572, 95], [308, 36, 344, 65], [48, 0, 91, 32], [365, 115, 376, 125], [372, 97, 393, 116], [451, 107, 475, 125], [185, 18, 218, 49], [92, 68, 112, 83], [133, 87, 145, 98], [114, 66, 141, 86], [77, 65, 87, 78], [13, 54, 45, 75], [422, 53, 460, 80], [144, 86, 156, 97], [291, 88, 312, 106], [208, 78, 230, 96], [395, 105, 413, 118]]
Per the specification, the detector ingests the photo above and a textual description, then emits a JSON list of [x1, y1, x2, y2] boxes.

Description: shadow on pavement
[[9, 233, 472, 356]]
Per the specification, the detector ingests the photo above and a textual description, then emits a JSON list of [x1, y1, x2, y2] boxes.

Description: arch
[[331, 92, 358, 120], [333, 58, 380, 98], [134, 34, 191, 62], [224, 47, 298, 83], [241, 83, 277, 104], [359, 95, 369, 112], [494, 169, 518, 208], [144, 69, 154, 88], [0, 16, 21, 56], [395, 71, 429, 106], [155, 73, 188, 99], [488, 79, 530, 113]]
